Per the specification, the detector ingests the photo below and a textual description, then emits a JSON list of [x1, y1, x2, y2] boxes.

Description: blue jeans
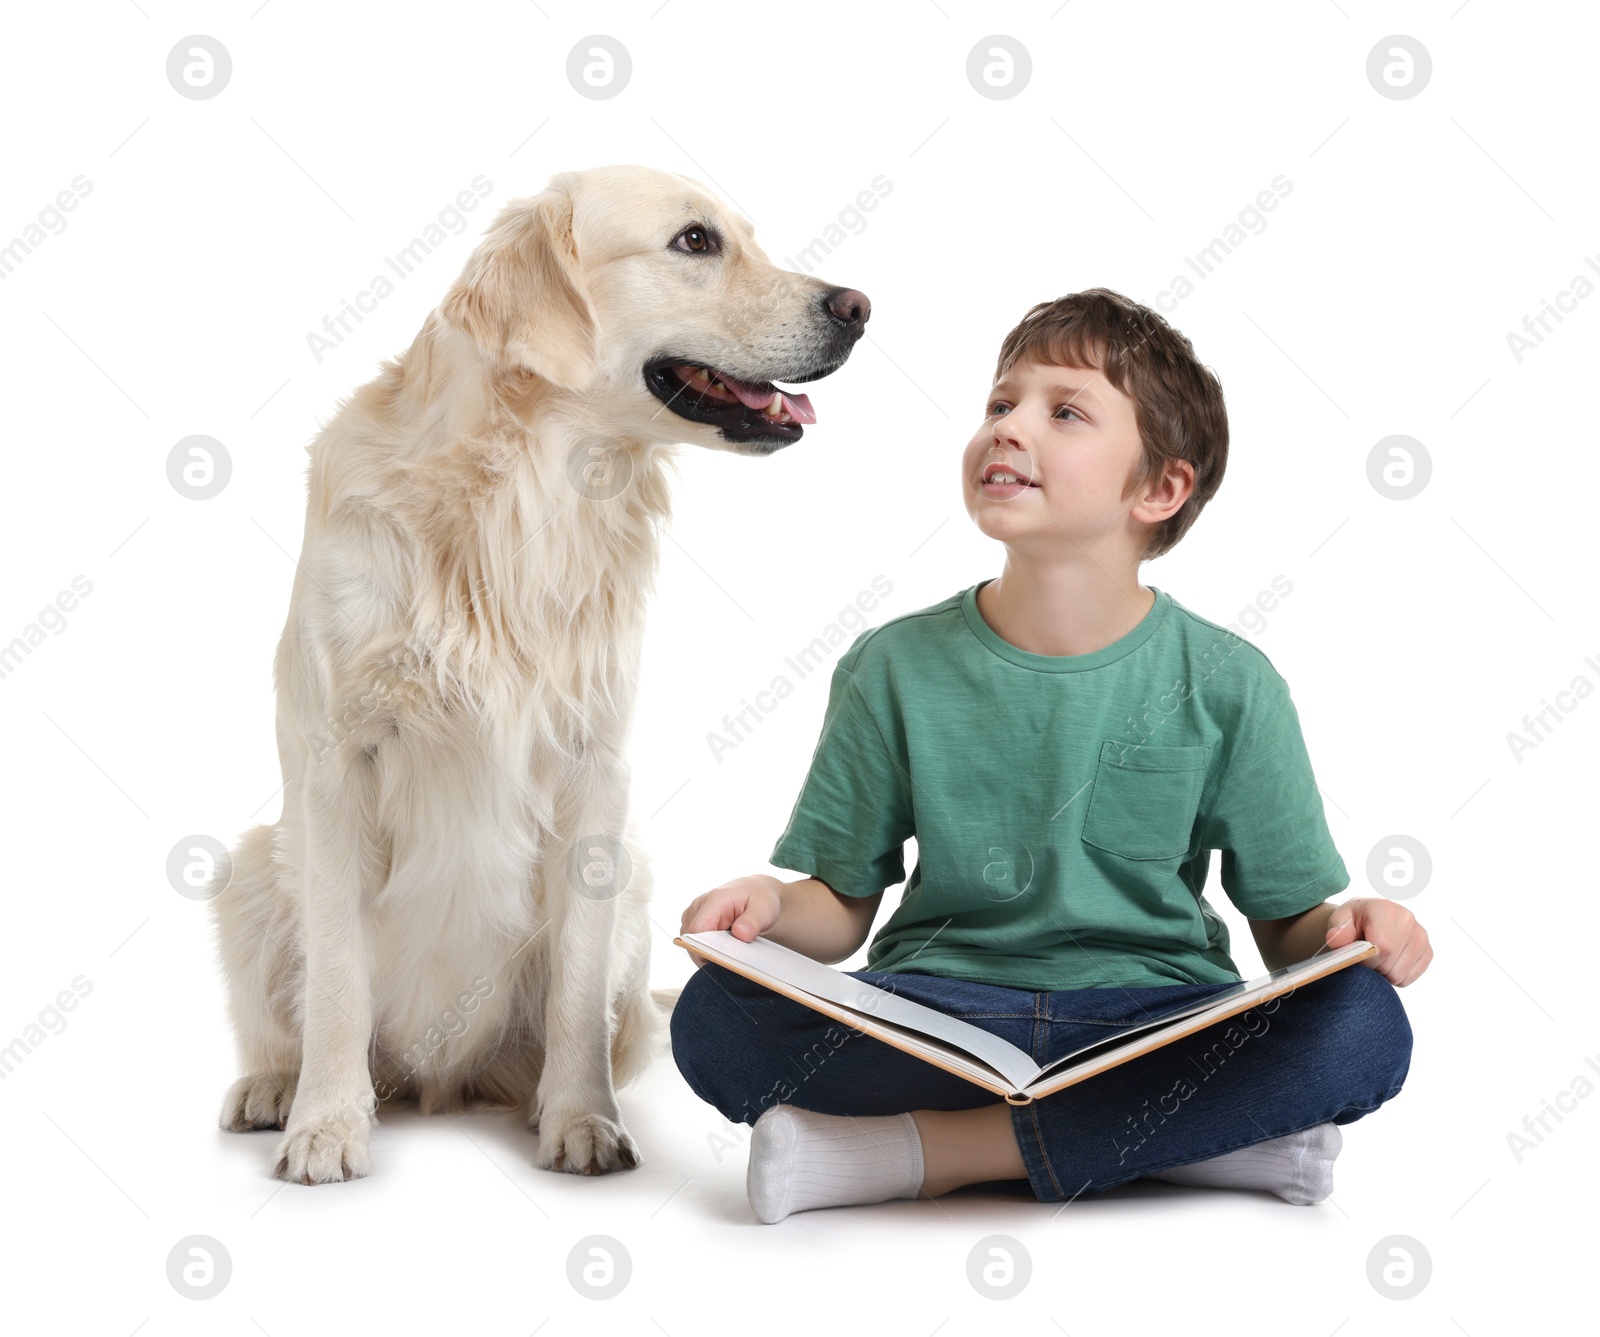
[[670, 960, 1413, 1201]]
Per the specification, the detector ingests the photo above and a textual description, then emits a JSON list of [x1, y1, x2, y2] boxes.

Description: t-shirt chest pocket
[[1080, 741, 1212, 861]]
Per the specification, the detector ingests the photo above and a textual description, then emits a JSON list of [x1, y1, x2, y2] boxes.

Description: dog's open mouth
[[644, 358, 819, 447]]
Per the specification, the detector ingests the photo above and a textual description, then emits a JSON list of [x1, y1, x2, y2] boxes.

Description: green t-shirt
[[767, 580, 1350, 991]]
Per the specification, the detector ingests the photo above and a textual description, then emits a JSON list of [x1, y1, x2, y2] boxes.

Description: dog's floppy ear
[[440, 188, 599, 392]]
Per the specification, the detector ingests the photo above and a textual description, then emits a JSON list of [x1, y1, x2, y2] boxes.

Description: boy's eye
[[986, 401, 1085, 422]]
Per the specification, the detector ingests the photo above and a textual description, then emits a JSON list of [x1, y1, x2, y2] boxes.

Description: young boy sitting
[[671, 288, 1431, 1224]]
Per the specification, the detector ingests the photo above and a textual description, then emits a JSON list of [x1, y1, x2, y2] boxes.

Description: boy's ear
[[440, 188, 600, 392]]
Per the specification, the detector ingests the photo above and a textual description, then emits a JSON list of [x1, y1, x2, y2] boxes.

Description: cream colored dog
[[209, 164, 870, 1184]]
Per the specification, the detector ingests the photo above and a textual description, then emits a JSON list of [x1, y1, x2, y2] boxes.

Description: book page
[[812, 1009, 1027, 1097], [677, 930, 1043, 1091], [1022, 940, 1377, 1098], [1028, 980, 1253, 1076]]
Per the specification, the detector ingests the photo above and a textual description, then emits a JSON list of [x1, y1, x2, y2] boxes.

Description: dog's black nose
[[825, 287, 872, 333]]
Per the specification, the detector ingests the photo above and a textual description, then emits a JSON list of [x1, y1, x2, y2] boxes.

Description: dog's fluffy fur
[[209, 164, 867, 1183]]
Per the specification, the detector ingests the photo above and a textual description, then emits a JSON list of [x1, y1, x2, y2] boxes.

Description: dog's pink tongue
[[778, 390, 816, 424], [721, 374, 817, 424]]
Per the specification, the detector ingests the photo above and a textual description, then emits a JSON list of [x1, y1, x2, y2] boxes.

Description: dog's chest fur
[[309, 413, 672, 1073]]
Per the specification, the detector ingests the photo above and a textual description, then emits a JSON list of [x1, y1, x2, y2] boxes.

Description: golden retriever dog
[[209, 164, 870, 1184]]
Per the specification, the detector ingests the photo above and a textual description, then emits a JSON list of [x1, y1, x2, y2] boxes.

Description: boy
[[672, 288, 1429, 1224]]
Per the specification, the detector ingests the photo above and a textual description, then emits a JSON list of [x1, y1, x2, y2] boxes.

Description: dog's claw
[[534, 1108, 641, 1175], [220, 1072, 299, 1133], [273, 1108, 373, 1185]]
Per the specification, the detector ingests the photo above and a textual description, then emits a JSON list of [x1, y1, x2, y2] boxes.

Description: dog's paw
[[273, 1106, 373, 1185], [219, 1072, 298, 1132], [534, 1109, 641, 1175]]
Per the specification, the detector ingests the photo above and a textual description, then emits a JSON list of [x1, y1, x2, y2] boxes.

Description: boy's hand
[[1325, 896, 1432, 986], [679, 875, 784, 970]]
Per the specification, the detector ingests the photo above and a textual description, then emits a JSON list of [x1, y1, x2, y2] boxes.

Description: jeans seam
[[949, 1012, 1039, 1020], [1025, 1100, 1065, 1199], [1019, 988, 1065, 1200]]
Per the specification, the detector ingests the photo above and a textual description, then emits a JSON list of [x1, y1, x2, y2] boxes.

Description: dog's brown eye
[[674, 225, 716, 254]]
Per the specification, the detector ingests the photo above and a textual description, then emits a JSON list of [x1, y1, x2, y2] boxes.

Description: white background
[[1, 1, 1594, 1332]]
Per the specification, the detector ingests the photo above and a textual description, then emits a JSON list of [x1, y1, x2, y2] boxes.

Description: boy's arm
[[764, 650, 913, 961], [766, 877, 884, 965], [679, 874, 883, 966], [1214, 674, 1432, 986], [1249, 897, 1432, 985], [1248, 902, 1338, 971]]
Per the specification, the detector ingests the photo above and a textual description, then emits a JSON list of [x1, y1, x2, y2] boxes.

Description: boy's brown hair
[[991, 287, 1228, 561]]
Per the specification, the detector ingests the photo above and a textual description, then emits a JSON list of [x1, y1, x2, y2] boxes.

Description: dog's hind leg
[[211, 822, 305, 1132]]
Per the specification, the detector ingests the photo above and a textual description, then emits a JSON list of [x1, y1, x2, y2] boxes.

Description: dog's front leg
[[273, 763, 377, 1184], [532, 831, 642, 1175]]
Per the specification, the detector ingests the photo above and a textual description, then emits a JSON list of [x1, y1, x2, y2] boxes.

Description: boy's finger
[[730, 913, 762, 941], [1394, 938, 1429, 985], [1381, 946, 1414, 986]]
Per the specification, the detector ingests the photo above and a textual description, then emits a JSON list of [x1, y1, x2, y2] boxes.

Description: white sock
[[746, 1105, 925, 1224], [1144, 1121, 1343, 1204]]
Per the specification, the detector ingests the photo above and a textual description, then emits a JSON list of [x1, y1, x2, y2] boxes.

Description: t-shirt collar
[[960, 579, 1172, 672]]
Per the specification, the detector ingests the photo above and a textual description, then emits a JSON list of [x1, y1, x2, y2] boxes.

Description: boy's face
[[960, 356, 1174, 560]]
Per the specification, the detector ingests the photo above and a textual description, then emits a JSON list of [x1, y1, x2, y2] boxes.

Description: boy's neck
[[975, 562, 1155, 658]]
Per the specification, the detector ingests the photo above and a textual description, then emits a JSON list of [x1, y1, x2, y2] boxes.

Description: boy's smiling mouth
[[981, 460, 1040, 494]]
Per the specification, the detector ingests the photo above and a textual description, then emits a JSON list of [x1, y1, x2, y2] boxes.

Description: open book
[[675, 930, 1377, 1104]]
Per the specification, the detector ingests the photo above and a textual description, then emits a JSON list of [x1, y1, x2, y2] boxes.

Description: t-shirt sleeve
[[767, 655, 914, 899], [1201, 680, 1350, 920]]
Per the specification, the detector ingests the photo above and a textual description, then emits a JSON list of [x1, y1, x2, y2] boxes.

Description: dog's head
[[439, 164, 870, 454]]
